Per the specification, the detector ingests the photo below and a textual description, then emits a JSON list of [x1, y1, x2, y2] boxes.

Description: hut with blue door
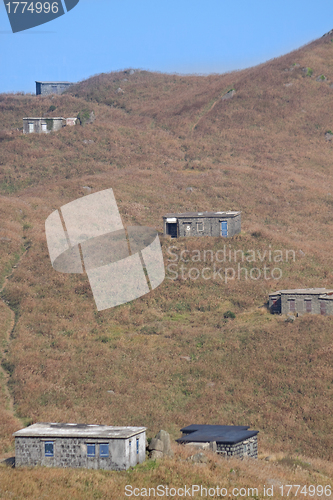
[[163, 211, 241, 238], [14, 423, 146, 470]]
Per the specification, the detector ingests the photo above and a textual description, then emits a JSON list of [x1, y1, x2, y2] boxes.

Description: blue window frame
[[136, 438, 139, 455], [45, 441, 54, 457], [100, 443, 109, 457], [87, 444, 95, 457], [221, 221, 228, 237]]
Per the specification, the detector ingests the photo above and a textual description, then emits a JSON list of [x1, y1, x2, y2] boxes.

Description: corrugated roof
[[13, 423, 146, 439], [163, 211, 240, 219], [176, 424, 258, 445]]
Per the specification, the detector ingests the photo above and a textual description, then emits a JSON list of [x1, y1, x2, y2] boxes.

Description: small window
[[87, 444, 95, 457], [197, 222, 204, 232], [136, 438, 139, 455], [99, 443, 109, 457], [129, 440, 131, 448], [320, 301, 326, 316], [305, 299, 312, 313], [45, 441, 54, 457]]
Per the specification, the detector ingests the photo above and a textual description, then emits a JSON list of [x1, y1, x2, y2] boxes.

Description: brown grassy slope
[[0, 32, 333, 468], [1, 446, 333, 500], [0, 198, 28, 455]]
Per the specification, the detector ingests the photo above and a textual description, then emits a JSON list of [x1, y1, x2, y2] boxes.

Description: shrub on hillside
[[77, 109, 95, 126]]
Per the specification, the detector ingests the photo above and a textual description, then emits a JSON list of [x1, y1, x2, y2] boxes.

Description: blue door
[[221, 221, 228, 237]]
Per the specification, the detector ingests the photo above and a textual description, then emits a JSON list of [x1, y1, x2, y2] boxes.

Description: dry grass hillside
[[1, 32, 333, 498]]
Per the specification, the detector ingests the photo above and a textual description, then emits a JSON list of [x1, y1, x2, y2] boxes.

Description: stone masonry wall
[[176, 215, 241, 238], [280, 294, 333, 316], [216, 436, 258, 459], [36, 83, 73, 96], [15, 432, 146, 470]]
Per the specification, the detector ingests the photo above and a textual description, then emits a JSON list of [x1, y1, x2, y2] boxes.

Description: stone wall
[[164, 214, 241, 238], [216, 436, 258, 459], [281, 294, 333, 316], [36, 83, 73, 96], [15, 431, 146, 470]]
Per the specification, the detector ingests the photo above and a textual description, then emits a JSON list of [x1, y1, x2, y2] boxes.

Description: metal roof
[[13, 423, 146, 439], [269, 288, 333, 296], [176, 424, 258, 445], [163, 211, 240, 219]]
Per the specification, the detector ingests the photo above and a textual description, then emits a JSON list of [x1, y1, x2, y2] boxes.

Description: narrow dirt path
[[192, 98, 221, 131], [0, 250, 28, 458]]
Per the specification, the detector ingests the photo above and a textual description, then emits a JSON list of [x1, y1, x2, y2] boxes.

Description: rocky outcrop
[[148, 430, 174, 459]]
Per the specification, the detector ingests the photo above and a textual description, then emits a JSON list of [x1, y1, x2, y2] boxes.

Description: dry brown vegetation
[[1, 33, 333, 497], [1, 445, 333, 499]]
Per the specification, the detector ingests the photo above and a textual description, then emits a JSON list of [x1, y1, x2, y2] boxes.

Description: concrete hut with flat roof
[[14, 423, 146, 470], [23, 117, 64, 134], [163, 211, 241, 238], [269, 288, 333, 316], [176, 424, 258, 458]]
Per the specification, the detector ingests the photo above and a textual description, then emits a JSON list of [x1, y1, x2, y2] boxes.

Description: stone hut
[[14, 423, 146, 470], [23, 117, 64, 134], [36, 81, 73, 96], [163, 211, 241, 238], [269, 288, 333, 315], [176, 424, 258, 458]]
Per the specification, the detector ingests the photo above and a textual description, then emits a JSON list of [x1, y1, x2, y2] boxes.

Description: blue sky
[[1, 0, 333, 93]]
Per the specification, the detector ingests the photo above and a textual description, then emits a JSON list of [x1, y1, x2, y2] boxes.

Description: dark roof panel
[[177, 424, 259, 445]]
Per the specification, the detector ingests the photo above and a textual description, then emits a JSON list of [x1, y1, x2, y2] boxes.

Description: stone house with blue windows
[[163, 211, 241, 238], [14, 423, 146, 470]]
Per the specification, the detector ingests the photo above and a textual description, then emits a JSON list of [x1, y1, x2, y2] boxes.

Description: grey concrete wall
[[217, 436, 258, 459], [36, 83, 73, 96], [15, 431, 146, 470], [23, 118, 64, 134], [126, 432, 146, 467]]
